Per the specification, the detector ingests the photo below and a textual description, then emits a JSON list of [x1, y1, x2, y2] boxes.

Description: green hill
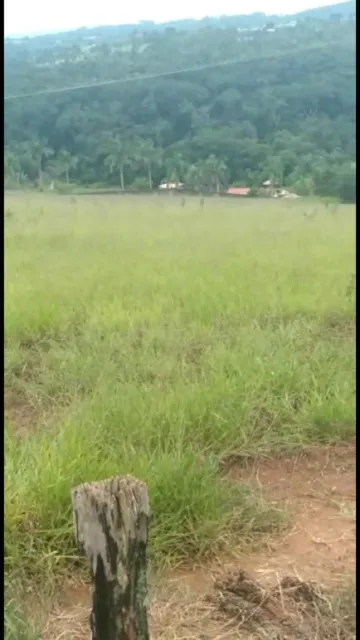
[[4, 5, 355, 200]]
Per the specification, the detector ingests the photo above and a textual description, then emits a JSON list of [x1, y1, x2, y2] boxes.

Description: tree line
[[4, 13, 356, 201]]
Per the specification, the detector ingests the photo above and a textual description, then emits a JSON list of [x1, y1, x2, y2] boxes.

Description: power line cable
[[4, 41, 341, 102]]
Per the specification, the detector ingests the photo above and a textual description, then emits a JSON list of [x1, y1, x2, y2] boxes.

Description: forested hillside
[[4, 5, 356, 199]]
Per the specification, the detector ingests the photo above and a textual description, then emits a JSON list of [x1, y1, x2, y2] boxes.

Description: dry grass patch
[[206, 569, 355, 640], [26, 570, 355, 640]]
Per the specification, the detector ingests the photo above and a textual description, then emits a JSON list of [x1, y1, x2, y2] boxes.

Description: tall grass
[[5, 194, 355, 578], [5, 592, 41, 640]]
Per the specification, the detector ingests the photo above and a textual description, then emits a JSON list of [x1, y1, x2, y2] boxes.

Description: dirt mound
[[206, 568, 355, 639]]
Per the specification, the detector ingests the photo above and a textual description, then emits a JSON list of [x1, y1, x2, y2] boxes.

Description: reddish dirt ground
[[43, 442, 355, 639]]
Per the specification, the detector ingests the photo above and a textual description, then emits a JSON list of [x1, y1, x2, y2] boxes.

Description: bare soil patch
[[320, 314, 355, 341], [42, 443, 356, 639], [5, 392, 42, 436], [224, 442, 356, 584], [5, 391, 56, 437]]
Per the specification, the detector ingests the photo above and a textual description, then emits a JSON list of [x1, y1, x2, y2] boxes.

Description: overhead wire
[[4, 41, 339, 102]]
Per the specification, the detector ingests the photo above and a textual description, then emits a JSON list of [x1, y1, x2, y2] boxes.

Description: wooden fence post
[[71, 475, 150, 640]]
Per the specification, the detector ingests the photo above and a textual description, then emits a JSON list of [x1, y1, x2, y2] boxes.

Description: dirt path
[[43, 443, 355, 639]]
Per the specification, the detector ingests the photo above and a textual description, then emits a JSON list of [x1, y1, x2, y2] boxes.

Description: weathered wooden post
[[71, 475, 150, 640]]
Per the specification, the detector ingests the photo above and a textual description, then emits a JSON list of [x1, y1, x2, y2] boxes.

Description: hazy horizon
[[4, 0, 348, 38]]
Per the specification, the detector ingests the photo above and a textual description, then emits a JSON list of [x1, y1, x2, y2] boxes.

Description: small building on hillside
[[159, 181, 184, 190], [226, 187, 251, 196], [260, 179, 281, 197]]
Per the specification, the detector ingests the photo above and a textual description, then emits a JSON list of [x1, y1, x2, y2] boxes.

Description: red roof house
[[226, 187, 251, 196]]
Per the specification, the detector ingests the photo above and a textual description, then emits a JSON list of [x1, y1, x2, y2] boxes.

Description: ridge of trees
[[4, 11, 356, 201]]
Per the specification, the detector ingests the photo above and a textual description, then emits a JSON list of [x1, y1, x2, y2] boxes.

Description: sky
[[4, 0, 345, 37]]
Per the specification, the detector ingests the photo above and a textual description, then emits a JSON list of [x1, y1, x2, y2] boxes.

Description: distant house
[[226, 187, 251, 196], [159, 182, 184, 190], [261, 179, 281, 197]]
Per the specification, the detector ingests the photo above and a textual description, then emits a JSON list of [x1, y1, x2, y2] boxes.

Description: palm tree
[[266, 156, 285, 188], [134, 139, 162, 189], [164, 153, 187, 185], [4, 147, 21, 186], [21, 138, 54, 188], [185, 163, 204, 192], [50, 150, 78, 183], [202, 155, 228, 193], [100, 133, 132, 191]]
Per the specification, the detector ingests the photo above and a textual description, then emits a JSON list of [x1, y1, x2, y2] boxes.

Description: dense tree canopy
[[4, 4, 356, 200]]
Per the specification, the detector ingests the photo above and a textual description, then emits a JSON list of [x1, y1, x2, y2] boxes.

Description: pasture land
[[5, 193, 355, 638]]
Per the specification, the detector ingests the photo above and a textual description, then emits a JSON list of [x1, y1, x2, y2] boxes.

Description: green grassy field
[[5, 194, 355, 613]]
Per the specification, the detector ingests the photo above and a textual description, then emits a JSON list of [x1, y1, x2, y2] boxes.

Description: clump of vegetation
[[5, 596, 41, 640]]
